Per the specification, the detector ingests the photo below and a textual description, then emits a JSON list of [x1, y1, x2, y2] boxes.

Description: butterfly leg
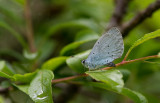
[[106, 62, 116, 67]]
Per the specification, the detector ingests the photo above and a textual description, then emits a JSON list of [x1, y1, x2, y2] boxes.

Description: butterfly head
[[82, 59, 92, 69], [81, 59, 88, 68], [81, 59, 86, 65]]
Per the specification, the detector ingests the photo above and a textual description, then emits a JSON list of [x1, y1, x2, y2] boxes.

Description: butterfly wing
[[86, 27, 124, 67]]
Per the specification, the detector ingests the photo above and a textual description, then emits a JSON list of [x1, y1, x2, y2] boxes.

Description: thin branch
[[107, 0, 131, 30], [121, 0, 160, 36], [24, 0, 36, 53], [52, 74, 87, 84], [52, 55, 159, 84]]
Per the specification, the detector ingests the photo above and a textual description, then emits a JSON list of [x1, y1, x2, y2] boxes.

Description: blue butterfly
[[82, 27, 124, 70]]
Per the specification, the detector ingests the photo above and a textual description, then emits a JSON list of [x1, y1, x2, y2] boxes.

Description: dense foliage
[[0, 0, 160, 103]]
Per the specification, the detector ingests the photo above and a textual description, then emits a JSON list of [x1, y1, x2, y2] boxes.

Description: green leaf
[[0, 21, 27, 48], [42, 56, 68, 71], [28, 70, 54, 103], [60, 41, 87, 56], [15, 70, 54, 103], [18, 70, 54, 103], [122, 88, 148, 103], [60, 30, 99, 56], [16, 84, 30, 94], [66, 50, 91, 73], [0, 61, 14, 79], [86, 70, 124, 92], [44, 19, 101, 41], [0, 2, 23, 24], [90, 82, 148, 103], [119, 69, 131, 82], [13, 71, 37, 83], [125, 29, 160, 59], [0, 49, 26, 61], [0, 72, 13, 79], [74, 29, 99, 42], [9, 89, 34, 103]]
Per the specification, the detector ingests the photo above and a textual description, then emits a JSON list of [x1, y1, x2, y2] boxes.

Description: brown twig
[[52, 55, 159, 84], [107, 0, 131, 30], [52, 74, 88, 84], [121, 0, 160, 35], [24, 0, 36, 53]]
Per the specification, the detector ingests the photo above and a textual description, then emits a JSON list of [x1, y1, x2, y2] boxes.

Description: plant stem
[[52, 74, 88, 84], [107, 0, 131, 30], [123, 52, 129, 61], [24, 0, 36, 53], [121, 0, 160, 35], [52, 55, 159, 84]]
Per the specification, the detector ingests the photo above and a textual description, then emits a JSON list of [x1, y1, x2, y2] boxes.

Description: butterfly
[[81, 27, 124, 70]]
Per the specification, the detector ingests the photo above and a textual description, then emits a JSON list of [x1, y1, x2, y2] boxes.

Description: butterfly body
[[82, 27, 124, 70], [82, 59, 114, 70]]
